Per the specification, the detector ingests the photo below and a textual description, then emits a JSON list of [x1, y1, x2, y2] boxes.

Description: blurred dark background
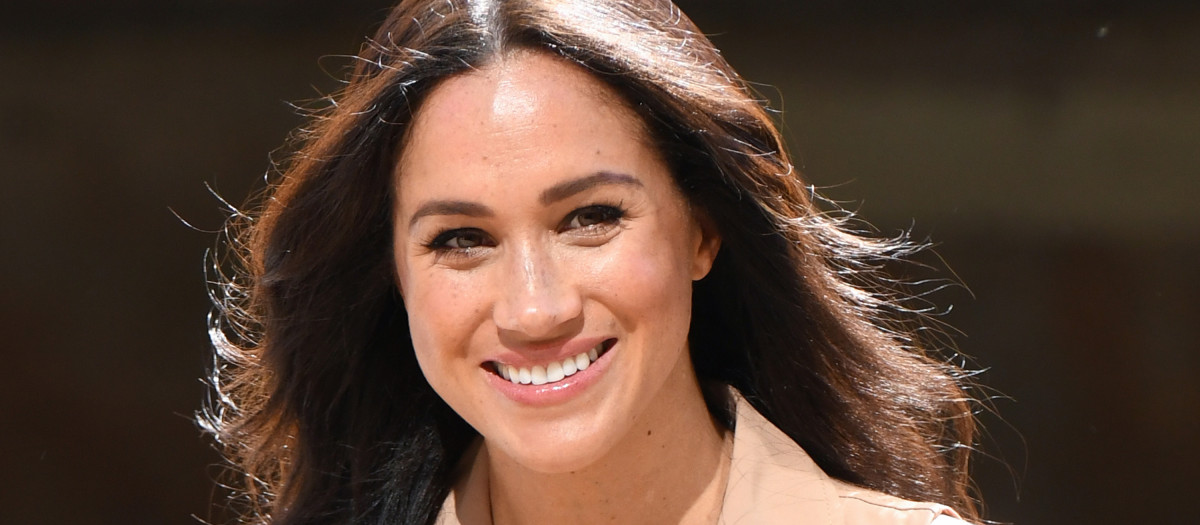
[[2, 1, 1196, 523]]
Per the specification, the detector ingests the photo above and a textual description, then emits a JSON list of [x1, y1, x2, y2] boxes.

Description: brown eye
[[430, 228, 492, 250], [564, 205, 623, 230]]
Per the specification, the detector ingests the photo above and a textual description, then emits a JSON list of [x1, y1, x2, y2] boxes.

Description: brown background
[[2, 1, 1197, 523]]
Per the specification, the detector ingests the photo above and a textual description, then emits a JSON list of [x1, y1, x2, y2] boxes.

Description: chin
[[485, 411, 627, 474]]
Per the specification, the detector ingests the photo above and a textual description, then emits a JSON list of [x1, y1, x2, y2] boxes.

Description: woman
[[202, 0, 981, 523]]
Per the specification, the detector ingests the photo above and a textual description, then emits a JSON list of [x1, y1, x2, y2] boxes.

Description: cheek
[[400, 270, 485, 384], [589, 232, 695, 324]]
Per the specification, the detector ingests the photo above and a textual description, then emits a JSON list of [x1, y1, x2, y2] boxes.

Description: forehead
[[396, 50, 654, 176]]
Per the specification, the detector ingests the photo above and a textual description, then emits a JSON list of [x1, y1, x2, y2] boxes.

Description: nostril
[[495, 286, 584, 337]]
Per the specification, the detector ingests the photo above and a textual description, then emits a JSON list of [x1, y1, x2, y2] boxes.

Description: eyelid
[[423, 227, 494, 252], [559, 203, 626, 232]]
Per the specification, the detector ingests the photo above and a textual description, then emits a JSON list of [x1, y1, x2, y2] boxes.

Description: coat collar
[[719, 392, 843, 524]]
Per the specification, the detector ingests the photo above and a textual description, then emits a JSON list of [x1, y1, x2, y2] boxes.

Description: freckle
[[646, 430, 652, 436]]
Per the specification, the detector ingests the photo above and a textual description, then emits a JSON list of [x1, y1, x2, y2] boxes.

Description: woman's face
[[392, 51, 720, 473]]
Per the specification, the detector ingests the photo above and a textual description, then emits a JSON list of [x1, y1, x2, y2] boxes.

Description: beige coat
[[435, 395, 968, 525]]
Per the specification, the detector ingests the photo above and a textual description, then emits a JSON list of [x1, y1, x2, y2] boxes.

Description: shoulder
[[833, 481, 971, 525]]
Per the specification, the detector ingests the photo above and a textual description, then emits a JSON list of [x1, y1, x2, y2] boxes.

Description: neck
[[485, 370, 731, 525]]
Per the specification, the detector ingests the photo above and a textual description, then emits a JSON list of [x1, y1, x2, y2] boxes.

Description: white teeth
[[494, 342, 606, 387], [546, 362, 565, 382]]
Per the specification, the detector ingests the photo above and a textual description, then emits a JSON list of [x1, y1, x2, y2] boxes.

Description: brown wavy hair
[[201, 0, 981, 523]]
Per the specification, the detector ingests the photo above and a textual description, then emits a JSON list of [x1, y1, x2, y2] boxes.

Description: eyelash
[[563, 203, 625, 232], [422, 203, 627, 257]]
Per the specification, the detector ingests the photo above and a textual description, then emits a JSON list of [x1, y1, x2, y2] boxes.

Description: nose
[[493, 240, 583, 340]]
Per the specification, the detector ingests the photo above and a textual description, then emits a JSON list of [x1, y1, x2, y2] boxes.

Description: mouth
[[489, 338, 616, 386]]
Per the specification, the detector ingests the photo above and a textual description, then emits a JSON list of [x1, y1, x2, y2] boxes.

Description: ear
[[689, 209, 721, 281]]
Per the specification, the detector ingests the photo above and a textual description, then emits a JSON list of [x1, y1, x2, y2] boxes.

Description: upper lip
[[484, 336, 610, 368]]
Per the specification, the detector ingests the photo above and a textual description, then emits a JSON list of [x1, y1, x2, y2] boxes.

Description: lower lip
[[484, 345, 614, 407]]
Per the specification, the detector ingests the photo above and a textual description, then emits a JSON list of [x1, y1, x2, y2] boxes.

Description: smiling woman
[[393, 52, 725, 511], [201, 1, 981, 524]]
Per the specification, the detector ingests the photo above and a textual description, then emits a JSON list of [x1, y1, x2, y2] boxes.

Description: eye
[[427, 228, 493, 250], [563, 205, 624, 231]]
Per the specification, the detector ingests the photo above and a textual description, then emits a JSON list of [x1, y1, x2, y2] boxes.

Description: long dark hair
[[201, 0, 980, 523]]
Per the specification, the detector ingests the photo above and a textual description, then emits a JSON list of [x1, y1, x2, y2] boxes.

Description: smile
[[490, 339, 615, 386]]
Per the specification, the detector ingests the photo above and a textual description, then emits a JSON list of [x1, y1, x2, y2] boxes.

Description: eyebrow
[[407, 171, 643, 230], [539, 171, 643, 206], [408, 200, 493, 230]]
